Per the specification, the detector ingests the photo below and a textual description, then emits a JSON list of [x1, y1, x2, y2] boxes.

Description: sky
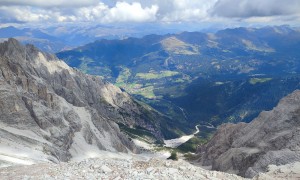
[[0, 0, 299, 29]]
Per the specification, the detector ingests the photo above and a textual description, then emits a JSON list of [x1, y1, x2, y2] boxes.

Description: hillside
[[57, 26, 300, 136]]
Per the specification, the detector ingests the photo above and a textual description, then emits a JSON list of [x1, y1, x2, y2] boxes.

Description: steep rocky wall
[[196, 90, 300, 178], [0, 39, 162, 166]]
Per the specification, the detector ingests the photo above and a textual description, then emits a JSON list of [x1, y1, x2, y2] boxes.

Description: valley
[[57, 26, 300, 140], [1, 0, 300, 179], [0, 0, 300, 177], [1, 26, 300, 179]]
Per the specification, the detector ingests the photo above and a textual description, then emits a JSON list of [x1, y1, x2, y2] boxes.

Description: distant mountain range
[[57, 26, 300, 137], [0, 26, 68, 53], [0, 24, 186, 53]]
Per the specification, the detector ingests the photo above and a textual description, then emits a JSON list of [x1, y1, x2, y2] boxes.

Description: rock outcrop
[[0, 39, 162, 166], [196, 90, 300, 178]]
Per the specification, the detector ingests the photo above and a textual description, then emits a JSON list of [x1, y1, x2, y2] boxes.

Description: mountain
[[0, 24, 186, 53], [0, 26, 104, 53], [0, 26, 67, 53], [0, 38, 170, 166], [57, 26, 300, 137], [195, 90, 300, 178]]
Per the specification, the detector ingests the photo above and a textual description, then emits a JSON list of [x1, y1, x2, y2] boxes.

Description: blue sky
[[0, 0, 299, 29]]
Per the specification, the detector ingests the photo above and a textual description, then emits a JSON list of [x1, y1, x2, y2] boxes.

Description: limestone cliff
[[196, 90, 300, 178], [0, 39, 162, 166]]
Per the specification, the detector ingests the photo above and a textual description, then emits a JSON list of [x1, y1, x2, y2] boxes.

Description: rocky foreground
[[1, 156, 300, 180], [0, 157, 246, 180]]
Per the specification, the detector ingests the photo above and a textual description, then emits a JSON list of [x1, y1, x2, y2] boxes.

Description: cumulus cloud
[[211, 0, 300, 18], [0, 0, 299, 25], [0, 6, 50, 23], [0, 2, 158, 23], [157, 0, 217, 22], [103, 2, 158, 22]]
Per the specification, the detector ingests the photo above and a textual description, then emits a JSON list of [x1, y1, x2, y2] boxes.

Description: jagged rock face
[[0, 39, 161, 166], [196, 90, 300, 178]]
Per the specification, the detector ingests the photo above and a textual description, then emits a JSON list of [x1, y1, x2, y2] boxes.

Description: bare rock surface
[[196, 90, 300, 178], [0, 157, 246, 180], [253, 161, 300, 180], [0, 38, 163, 166]]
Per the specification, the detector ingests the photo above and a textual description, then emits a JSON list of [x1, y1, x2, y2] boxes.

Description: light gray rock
[[196, 90, 300, 178], [0, 39, 164, 166], [101, 165, 112, 173], [179, 166, 187, 171], [146, 167, 155, 174], [167, 168, 178, 174], [0, 157, 248, 180]]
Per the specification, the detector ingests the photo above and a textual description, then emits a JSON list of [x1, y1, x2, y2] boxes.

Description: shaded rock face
[[0, 39, 161, 166], [196, 90, 300, 178]]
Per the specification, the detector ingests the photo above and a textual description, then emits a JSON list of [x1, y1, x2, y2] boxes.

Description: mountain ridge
[[57, 26, 300, 137], [0, 38, 169, 166]]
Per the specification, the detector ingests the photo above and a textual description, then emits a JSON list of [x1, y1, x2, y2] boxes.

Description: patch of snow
[[132, 139, 171, 160], [164, 125, 199, 148]]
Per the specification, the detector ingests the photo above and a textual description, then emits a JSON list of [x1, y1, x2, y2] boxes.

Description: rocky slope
[[196, 90, 300, 178], [1, 154, 299, 180], [0, 157, 246, 180], [0, 38, 165, 167]]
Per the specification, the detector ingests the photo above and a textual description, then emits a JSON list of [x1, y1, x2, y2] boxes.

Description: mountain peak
[[6, 38, 22, 48], [0, 38, 24, 58]]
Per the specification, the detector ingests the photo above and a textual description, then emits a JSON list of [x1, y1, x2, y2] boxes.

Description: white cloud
[[75, 3, 108, 22], [0, 0, 299, 25], [0, 6, 50, 22], [0, 2, 158, 23], [158, 0, 217, 22], [103, 2, 158, 23], [0, 6, 79, 23]]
